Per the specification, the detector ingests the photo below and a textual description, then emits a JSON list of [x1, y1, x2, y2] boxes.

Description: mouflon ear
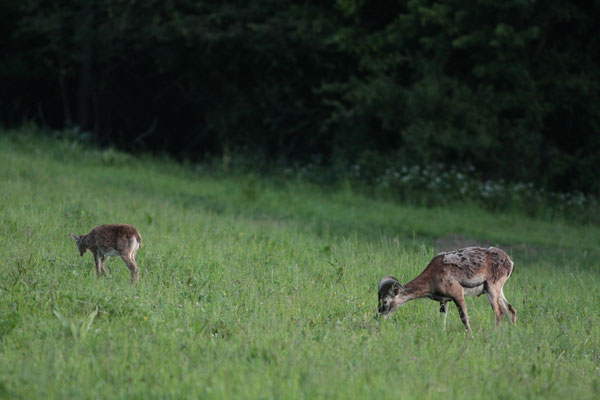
[[69, 233, 79, 240]]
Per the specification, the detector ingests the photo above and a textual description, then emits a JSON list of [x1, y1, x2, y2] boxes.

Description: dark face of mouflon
[[69, 233, 87, 256], [378, 276, 402, 315]]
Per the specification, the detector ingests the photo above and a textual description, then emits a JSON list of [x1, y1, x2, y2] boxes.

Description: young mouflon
[[378, 247, 516, 333], [70, 224, 142, 282]]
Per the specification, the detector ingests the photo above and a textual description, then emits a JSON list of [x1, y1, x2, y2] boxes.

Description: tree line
[[1, 0, 599, 194]]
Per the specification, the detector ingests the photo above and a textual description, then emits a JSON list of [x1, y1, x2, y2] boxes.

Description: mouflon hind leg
[[485, 282, 503, 328], [120, 253, 138, 283], [499, 289, 517, 325]]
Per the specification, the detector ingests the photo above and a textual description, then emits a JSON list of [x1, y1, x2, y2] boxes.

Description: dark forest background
[[1, 0, 599, 195]]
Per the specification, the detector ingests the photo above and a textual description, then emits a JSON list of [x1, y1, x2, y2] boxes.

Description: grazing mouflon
[[378, 247, 516, 333], [70, 224, 142, 282]]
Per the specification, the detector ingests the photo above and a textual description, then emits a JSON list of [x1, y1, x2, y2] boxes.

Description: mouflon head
[[378, 276, 403, 315], [69, 233, 87, 256]]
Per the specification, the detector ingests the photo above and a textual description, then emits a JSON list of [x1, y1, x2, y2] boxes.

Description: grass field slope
[[1, 128, 599, 399]]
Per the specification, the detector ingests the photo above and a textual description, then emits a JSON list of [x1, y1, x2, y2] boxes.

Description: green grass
[[1, 128, 599, 399]]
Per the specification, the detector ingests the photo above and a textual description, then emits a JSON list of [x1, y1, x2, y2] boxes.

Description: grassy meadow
[[1, 128, 599, 399]]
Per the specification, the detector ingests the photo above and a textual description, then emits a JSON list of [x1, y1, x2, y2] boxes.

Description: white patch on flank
[[99, 248, 119, 257], [462, 285, 485, 297]]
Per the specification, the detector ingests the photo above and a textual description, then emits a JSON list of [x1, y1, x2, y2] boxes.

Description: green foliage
[[0, 311, 19, 339], [1, 128, 600, 398], [53, 307, 98, 342], [326, 0, 600, 193], [1, 1, 599, 195]]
